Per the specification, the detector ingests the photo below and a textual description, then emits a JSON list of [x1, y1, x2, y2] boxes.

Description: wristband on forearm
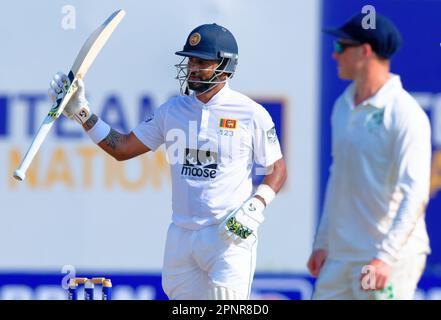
[[254, 184, 276, 207], [86, 118, 111, 144]]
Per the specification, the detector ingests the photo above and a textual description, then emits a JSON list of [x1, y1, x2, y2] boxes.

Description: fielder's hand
[[360, 258, 391, 291], [219, 197, 265, 245], [307, 249, 328, 277], [48, 72, 91, 124]]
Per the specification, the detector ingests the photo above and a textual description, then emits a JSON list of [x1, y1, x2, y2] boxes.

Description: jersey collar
[[191, 82, 231, 107], [344, 74, 402, 109]]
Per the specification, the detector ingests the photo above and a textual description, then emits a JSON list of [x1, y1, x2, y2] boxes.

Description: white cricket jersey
[[133, 83, 283, 230], [314, 74, 431, 265]]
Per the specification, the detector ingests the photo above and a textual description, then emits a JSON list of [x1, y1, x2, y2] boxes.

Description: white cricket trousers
[[312, 254, 427, 300], [162, 223, 257, 300]]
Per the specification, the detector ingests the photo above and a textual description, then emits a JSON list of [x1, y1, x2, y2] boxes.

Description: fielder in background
[[48, 23, 287, 300], [308, 13, 431, 300]]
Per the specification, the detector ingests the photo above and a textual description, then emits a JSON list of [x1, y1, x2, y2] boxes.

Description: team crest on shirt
[[219, 118, 237, 129], [181, 148, 218, 180], [365, 109, 384, 132]]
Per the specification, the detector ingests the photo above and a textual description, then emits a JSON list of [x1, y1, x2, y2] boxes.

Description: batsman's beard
[[188, 74, 221, 94]]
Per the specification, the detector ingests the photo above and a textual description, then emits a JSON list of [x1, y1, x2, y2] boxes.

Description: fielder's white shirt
[[314, 74, 431, 265], [133, 83, 283, 230]]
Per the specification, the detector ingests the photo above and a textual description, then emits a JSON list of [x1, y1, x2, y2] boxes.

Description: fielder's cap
[[175, 23, 238, 61], [323, 13, 402, 59]]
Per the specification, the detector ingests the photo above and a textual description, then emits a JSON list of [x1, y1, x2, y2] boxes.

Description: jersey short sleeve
[[132, 102, 169, 151], [252, 105, 283, 167]]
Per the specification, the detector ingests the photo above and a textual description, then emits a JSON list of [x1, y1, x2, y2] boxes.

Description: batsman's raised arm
[[48, 72, 151, 160], [83, 115, 150, 161]]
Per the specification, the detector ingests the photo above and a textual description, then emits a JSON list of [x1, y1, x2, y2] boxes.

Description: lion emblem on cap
[[189, 32, 201, 46]]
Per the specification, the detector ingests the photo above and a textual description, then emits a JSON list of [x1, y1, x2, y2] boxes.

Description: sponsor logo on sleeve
[[266, 126, 278, 144], [144, 115, 154, 123]]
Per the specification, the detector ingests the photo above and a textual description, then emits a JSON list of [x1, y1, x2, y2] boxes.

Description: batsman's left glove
[[48, 72, 91, 124]]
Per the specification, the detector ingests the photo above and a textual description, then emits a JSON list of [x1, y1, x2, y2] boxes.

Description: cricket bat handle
[[13, 115, 56, 181]]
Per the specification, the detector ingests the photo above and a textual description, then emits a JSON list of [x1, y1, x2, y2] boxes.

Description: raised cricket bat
[[13, 9, 125, 181]]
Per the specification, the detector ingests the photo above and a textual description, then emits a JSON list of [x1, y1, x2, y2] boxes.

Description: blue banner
[[0, 96, 8, 137], [0, 272, 439, 300]]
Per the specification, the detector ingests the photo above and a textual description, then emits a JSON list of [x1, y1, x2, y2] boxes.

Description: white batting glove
[[48, 72, 92, 124], [219, 197, 265, 245]]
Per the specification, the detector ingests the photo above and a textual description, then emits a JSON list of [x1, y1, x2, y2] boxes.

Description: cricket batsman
[[48, 23, 287, 300]]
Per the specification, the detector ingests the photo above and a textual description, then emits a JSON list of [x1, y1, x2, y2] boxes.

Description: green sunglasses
[[334, 40, 362, 54]]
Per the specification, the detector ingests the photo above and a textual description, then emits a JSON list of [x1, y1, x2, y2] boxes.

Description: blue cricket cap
[[324, 13, 402, 59]]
